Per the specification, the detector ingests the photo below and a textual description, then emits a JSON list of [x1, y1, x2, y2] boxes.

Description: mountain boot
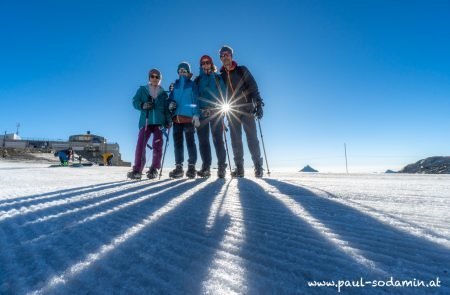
[[186, 164, 196, 179], [127, 170, 142, 180], [146, 166, 159, 179], [197, 167, 211, 178], [254, 166, 264, 178], [217, 164, 227, 178], [231, 165, 244, 178], [169, 164, 184, 178]]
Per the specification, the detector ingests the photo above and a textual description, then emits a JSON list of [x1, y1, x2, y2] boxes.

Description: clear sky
[[1, 0, 449, 173]]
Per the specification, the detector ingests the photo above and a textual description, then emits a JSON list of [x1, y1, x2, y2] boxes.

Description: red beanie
[[200, 55, 213, 65]]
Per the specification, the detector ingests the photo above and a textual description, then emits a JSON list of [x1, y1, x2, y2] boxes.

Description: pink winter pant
[[133, 125, 163, 172]]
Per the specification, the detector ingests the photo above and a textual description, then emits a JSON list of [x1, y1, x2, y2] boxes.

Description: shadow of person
[[0, 179, 199, 293], [0, 180, 133, 210], [236, 178, 381, 294], [263, 178, 449, 292], [40, 179, 232, 294]]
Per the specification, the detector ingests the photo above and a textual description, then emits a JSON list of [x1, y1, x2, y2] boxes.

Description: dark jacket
[[220, 61, 263, 113]]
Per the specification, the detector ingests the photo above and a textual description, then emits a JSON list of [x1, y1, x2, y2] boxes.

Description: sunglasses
[[201, 60, 211, 65], [220, 53, 231, 58], [150, 75, 160, 79], [178, 69, 188, 74]]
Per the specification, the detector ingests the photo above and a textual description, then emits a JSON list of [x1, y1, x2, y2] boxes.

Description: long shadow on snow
[[264, 179, 450, 290], [301, 183, 450, 242], [13, 179, 176, 241], [0, 179, 172, 232], [237, 178, 382, 295], [51, 179, 232, 295], [0, 179, 202, 293], [0, 180, 131, 210]]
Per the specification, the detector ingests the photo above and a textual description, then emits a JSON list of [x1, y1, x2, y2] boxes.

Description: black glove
[[142, 101, 154, 110], [253, 101, 264, 119], [168, 100, 177, 112]]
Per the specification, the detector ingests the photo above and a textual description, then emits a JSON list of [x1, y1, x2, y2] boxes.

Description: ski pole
[[222, 115, 233, 175], [257, 118, 270, 176], [140, 96, 153, 173], [159, 126, 171, 180]]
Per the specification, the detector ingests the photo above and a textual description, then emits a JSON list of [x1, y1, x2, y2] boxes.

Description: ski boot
[[217, 164, 227, 179], [146, 166, 159, 179], [127, 170, 142, 180], [197, 167, 211, 178], [169, 164, 184, 178], [231, 166, 244, 178], [186, 164, 196, 179], [254, 166, 264, 178]]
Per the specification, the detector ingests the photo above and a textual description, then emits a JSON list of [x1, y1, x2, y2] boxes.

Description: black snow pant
[[173, 122, 197, 166], [197, 114, 226, 169], [227, 112, 262, 169]]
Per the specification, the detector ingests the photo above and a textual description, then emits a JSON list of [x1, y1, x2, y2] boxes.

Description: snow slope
[[0, 161, 449, 294]]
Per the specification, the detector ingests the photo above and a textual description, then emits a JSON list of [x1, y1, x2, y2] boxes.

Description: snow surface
[[0, 161, 449, 294]]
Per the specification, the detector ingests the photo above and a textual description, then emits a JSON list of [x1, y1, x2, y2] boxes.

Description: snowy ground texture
[[1, 161, 449, 294]]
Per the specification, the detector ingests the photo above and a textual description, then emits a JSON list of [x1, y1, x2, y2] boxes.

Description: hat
[[177, 62, 191, 74], [200, 55, 213, 65], [219, 45, 233, 56], [148, 68, 162, 79]]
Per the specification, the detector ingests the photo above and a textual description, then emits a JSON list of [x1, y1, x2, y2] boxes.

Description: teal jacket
[[132, 85, 170, 129], [195, 72, 226, 112], [169, 76, 199, 118]]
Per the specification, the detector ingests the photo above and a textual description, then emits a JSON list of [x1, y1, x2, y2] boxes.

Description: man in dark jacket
[[219, 45, 264, 178]]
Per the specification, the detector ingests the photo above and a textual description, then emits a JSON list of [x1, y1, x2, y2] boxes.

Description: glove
[[142, 101, 154, 110], [192, 115, 200, 128], [168, 101, 177, 112], [253, 101, 264, 119], [200, 108, 211, 118], [169, 83, 174, 92]]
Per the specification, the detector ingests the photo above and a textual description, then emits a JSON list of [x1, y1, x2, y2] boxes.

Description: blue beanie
[[219, 45, 233, 56], [177, 62, 191, 73]]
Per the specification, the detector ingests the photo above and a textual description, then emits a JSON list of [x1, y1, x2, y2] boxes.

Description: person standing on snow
[[127, 68, 171, 180], [219, 45, 264, 178], [167, 62, 200, 178], [194, 55, 228, 178]]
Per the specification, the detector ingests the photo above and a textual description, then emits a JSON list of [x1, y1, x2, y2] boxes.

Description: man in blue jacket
[[219, 45, 264, 178]]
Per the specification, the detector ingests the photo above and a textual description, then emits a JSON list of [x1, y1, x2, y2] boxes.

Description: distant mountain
[[385, 169, 397, 174], [399, 156, 450, 174], [299, 165, 318, 173]]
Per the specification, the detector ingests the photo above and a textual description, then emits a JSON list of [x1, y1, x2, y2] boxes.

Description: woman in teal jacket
[[167, 62, 199, 179], [128, 68, 171, 180]]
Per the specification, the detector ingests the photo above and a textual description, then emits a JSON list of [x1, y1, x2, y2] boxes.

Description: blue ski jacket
[[194, 71, 226, 114], [169, 76, 199, 118]]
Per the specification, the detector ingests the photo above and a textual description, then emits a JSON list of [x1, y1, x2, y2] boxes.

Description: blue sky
[[1, 0, 449, 172]]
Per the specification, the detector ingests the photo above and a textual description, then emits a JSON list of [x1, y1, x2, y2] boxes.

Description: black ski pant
[[173, 122, 197, 166], [197, 115, 226, 169], [228, 112, 262, 169]]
